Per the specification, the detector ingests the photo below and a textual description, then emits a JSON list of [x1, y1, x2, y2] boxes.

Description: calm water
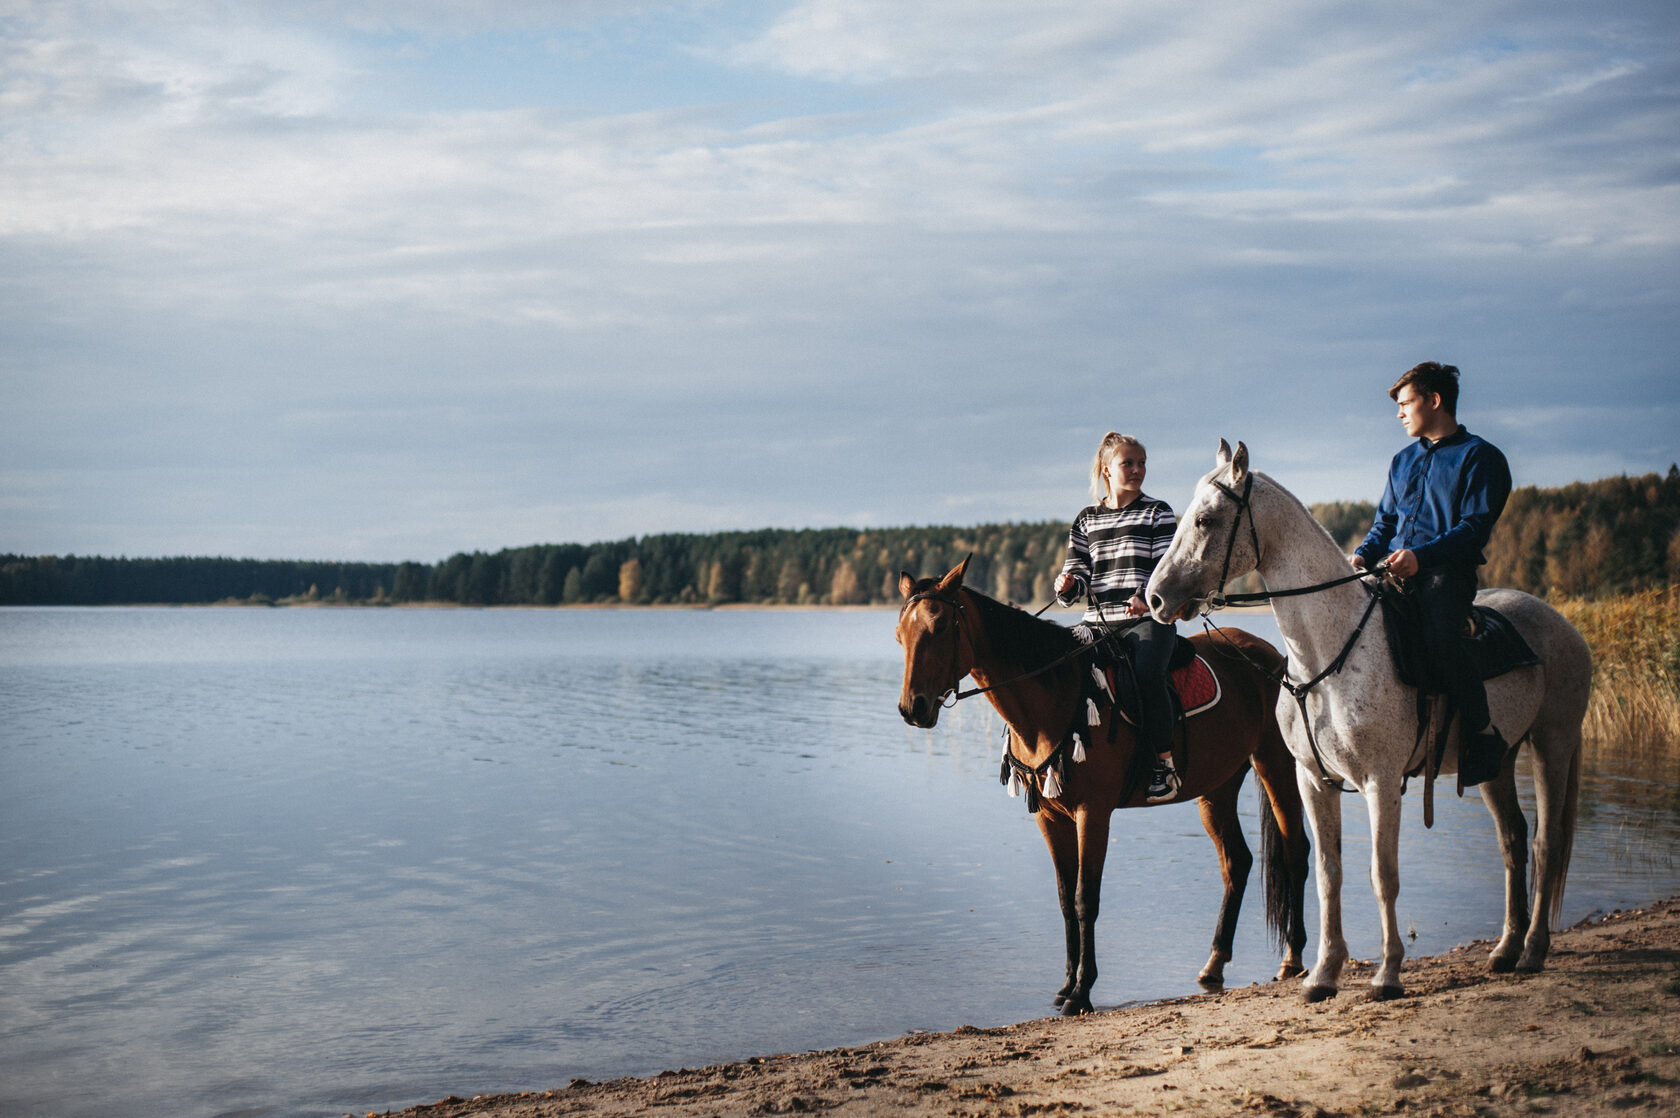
[[2, 606, 1676, 1118]]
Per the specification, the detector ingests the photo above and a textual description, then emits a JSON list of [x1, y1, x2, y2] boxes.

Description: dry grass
[[1552, 588, 1680, 764]]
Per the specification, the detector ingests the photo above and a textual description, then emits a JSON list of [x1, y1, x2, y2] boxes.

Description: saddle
[[1096, 635, 1223, 727], [1378, 585, 1542, 692]]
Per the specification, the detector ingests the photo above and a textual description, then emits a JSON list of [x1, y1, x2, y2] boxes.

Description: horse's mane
[[959, 585, 1083, 677], [1254, 470, 1342, 551]]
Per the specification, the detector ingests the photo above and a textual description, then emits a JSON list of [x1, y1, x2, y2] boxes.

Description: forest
[[3, 468, 1677, 607]]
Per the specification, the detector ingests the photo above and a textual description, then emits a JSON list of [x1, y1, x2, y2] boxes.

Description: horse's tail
[[1257, 766, 1291, 954], [1548, 741, 1582, 929]]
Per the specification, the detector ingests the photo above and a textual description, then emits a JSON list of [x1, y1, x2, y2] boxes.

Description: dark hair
[[1388, 361, 1461, 416]]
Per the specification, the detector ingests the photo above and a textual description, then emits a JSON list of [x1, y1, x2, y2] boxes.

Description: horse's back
[[1476, 587, 1592, 720]]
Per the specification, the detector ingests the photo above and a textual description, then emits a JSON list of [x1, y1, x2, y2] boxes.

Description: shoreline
[[386, 898, 1680, 1117]]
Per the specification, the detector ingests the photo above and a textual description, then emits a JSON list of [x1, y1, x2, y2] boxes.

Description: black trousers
[[1119, 617, 1176, 757], [1410, 566, 1491, 735]]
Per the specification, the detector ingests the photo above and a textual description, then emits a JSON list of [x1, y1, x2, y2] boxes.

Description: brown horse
[[896, 558, 1309, 1015]]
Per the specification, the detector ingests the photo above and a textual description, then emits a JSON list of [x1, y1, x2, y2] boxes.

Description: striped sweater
[[1058, 495, 1178, 622]]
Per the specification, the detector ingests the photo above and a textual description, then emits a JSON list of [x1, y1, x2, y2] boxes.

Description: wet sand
[[381, 897, 1680, 1117]]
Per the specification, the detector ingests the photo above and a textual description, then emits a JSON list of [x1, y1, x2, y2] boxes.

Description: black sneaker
[[1146, 760, 1180, 804], [1459, 727, 1508, 788]]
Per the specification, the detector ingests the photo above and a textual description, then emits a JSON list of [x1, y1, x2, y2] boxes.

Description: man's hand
[[1382, 548, 1419, 578], [1349, 554, 1367, 570], [1126, 593, 1150, 618], [1055, 573, 1079, 600]]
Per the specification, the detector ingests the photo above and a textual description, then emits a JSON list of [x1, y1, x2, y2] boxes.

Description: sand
[[381, 898, 1679, 1117]]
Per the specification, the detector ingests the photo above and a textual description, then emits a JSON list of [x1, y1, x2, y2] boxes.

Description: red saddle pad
[[1171, 655, 1222, 717]]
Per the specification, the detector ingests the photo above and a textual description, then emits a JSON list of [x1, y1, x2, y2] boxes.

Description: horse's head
[[1148, 439, 1261, 622], [895, 556, 973, 728]]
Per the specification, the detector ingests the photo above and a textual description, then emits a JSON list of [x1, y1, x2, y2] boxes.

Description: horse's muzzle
[[899, 694, 940, 728]]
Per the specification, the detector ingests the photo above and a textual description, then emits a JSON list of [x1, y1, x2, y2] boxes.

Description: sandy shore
[[386, 899, 1679, 1117]]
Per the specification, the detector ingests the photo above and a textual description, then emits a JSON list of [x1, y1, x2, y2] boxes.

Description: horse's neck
[[1254, 488, 1388, 679], [962, 597, 1075, 758]]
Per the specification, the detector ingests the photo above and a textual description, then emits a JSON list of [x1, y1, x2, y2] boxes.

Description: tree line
[[4, 467, 1676, 607]]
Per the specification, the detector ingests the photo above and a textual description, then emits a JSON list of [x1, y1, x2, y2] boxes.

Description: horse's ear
[[1231, 440, 1250, 484], [936, 555, 970, 593], [1216, 438, 1233, 467], [898, 571, 917, 600]]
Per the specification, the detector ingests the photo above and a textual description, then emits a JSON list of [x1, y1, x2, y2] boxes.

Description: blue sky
[[3, 0, 1677, 562]]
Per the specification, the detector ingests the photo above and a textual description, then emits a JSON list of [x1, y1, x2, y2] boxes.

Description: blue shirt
[[1355, 426, 1511, 572]]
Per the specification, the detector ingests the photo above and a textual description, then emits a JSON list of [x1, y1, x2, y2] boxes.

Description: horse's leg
[[1060, 806, 1112, 1016], [1298, 766, 1347, 1002], [1252, 750, 1310, 980], [1518, 723, 1582, 972], [1476, 754, 1529, 973], [1365, 777, 1406, 1000], [1035, 810, 1082, 1007], [1194, 770, 1251, 988]]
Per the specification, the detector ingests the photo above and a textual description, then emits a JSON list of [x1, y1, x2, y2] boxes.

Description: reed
[[1551, 588, 1680, 766]]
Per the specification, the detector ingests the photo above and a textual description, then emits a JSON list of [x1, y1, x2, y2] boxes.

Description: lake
[[2, 606, 1676, 1118]]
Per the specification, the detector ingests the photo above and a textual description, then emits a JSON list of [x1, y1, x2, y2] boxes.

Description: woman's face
[[1102, 446, 1146, 505]]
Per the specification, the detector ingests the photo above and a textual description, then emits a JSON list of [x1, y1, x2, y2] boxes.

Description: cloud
[[2, 1, 1677, 559]]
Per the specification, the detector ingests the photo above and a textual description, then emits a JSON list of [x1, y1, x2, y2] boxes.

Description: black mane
[[960, 586, 1083, 678]]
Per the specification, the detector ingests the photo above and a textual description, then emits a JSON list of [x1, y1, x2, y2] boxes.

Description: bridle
[[899, 586, 1096, 706], [1192, 468, 1387, 790], [1199, 470, 1379, 611]]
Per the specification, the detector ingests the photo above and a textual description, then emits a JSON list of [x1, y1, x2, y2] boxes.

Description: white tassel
[[1008, 770, 1022, 798], [1072, 733, 1087, 763], [1043, 767, 1062, 800], [1091, 666, 1112, 698], [1087, 698, 1101, 726]]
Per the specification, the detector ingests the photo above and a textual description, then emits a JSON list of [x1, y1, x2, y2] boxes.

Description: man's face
[[1395, 384, 1443, 438]]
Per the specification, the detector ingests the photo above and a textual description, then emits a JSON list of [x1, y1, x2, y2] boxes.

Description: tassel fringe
[[1086, 698, 1101, 726], [1043, 766, 1062, 800], [1072, 733, 1086, 763]]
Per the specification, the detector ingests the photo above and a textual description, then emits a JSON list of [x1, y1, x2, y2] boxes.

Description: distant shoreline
[[1, 600, 1276, 614]]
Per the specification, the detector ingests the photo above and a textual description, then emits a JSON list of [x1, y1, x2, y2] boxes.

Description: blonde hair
[[1089, 432, 1146, 500]]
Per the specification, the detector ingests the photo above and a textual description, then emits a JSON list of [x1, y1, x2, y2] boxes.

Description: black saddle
[[1379, 586, 1542, 693]]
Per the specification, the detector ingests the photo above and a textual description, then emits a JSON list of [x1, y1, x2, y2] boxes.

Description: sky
[[3, 0, 1677, 563]]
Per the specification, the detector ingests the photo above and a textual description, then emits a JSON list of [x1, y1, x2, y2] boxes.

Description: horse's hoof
[[1303, 984, 1338, 1004], [1060, 996, 1093, 1017], [1276, 963, 1306, 981], [1197, 976, 1225, 992], [1052, 994, 1067, 1008], [1515, 958, 1546, 975], [1369, 984, 1404, 1002], [1488, 955, 1518, 974]]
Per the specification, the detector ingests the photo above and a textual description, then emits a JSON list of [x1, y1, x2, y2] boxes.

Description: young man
[[1351, 362, 1513, 787]]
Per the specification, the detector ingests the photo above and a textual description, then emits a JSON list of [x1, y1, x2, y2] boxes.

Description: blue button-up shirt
[[1355, 426, 1511, 572]]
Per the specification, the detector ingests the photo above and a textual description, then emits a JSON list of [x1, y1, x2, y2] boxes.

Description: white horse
[[1147, 440, 1590, 1002]]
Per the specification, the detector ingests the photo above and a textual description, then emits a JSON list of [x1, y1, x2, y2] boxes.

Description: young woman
[[1054, 432, 1181, 802]]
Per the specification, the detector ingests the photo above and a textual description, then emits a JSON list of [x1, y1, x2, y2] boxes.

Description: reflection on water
[[1, 607, 1677, 1118]]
